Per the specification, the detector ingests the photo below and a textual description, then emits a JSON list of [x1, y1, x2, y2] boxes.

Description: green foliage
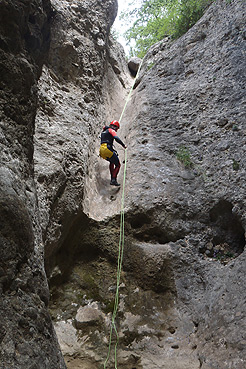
[[103, 299, 115, 314], [232, 159, 240, 171], [176, 146, 193, 168], [121, 0, 214, 57], [110, 26, 120, 41], [232, 124, 239, 131], [214, 250, 235, 263], [147, 61, 155, 70]]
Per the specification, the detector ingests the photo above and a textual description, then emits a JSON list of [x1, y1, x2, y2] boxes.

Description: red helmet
[[110, 120, 120, 129]]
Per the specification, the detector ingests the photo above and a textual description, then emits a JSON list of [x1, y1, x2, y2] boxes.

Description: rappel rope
[[104, 60, 143, 369]]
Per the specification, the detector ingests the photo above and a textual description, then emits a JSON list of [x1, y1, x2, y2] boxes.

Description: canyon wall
[[0, 0, 66, 368], [0, 0, 245, 369], [41, 1, 246, 368]]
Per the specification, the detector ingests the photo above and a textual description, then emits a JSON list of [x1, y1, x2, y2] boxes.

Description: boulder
[[75, 306, 104, 329], [128, 56, 142, 75]]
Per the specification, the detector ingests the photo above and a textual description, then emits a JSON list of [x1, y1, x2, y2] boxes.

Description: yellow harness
[[99, 143, 113, 160]]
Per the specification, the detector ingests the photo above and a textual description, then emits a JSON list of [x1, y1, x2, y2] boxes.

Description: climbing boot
[[110, 178, 120, 186]]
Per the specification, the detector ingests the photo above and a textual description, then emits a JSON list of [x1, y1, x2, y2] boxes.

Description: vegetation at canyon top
[[119, 0, 216, 57]]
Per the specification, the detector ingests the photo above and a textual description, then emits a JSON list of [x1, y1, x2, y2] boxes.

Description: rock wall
[[34, 0, 131, 273], [1, 0, 246, 368], [121, 1, 246, 367], [0, 0, 66, 368], [124, 2, 246, 367], [34, 0, 133, 366], [43, 1, 246, 368]]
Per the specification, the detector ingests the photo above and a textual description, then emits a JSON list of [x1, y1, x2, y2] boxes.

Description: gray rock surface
[[1, 0, 246, 368], [34, 0, 131, 273], [75, 304, 105, 328], [47, 1, 246, 368], [0, 0, 66, 368]]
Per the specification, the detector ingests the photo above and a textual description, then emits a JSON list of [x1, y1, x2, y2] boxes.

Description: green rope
[[103, 150, 127, 369], [103, 60, 143, 369], [119, 60, 143, 125]]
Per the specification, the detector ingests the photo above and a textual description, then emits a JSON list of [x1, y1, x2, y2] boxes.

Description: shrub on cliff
[[121, 0, 214, 57]]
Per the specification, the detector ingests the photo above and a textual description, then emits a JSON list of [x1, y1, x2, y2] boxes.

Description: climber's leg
[[109, 162, 114, 180], [108, 152, 121, 186]]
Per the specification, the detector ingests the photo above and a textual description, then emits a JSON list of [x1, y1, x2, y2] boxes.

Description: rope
[[103, 150, 127, 369], [103, 60, 143, 369], [119, 60, 143, 125]]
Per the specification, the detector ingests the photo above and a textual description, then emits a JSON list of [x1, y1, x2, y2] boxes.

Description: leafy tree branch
[[120, 0, 215, 57]]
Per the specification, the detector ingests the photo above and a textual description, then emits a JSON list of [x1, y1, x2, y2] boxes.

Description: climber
[[99, 120, 127, 186]]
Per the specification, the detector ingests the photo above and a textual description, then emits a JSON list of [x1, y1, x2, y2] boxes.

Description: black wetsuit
[[100, 126, 126, 180], [100, 126, 125, 150]]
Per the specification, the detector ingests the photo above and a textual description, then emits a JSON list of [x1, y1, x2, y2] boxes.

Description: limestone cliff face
[[34, 0, 130, 273], [121, 2, 246, 368], [42, 1, 246, 369], [0, 0, 66, 368], [0, 0, 246, 369]]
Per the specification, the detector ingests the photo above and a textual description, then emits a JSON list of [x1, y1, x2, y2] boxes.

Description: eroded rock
[[2, 0, 245, 368], [0, 0, 66, 368], [75, 305, 105, 329], [47, 1, 246, 368], [128, 56, 142, 76]]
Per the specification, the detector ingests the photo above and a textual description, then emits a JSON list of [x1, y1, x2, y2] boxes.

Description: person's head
[[110, 120, 120, 131]]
